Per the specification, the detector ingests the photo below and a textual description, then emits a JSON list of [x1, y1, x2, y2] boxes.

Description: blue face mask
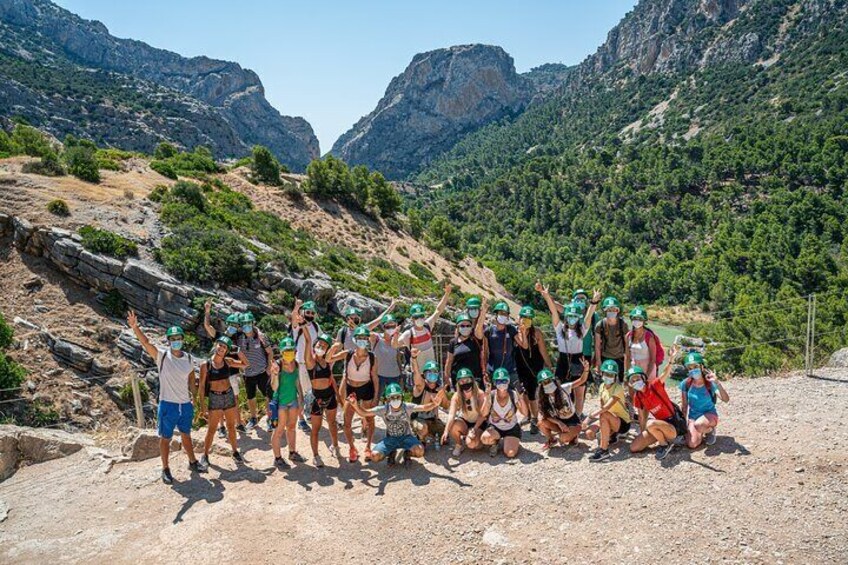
[[606, 311, 618, 320], [566, 316, 579, 326], [242, 324, 253, 334], [425, 372, 440, 384], [225, 326, 238, 336], [170, 340, 184, 351], [467, 308, 480, 319], [688, 368, 703, 380], [355, 339, 370, 350]]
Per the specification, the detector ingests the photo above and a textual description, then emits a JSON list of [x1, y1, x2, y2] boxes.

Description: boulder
[[75, 259, 118, 291], [0, 212, 11, 236], [0, 427, 19, 481], [122, 259, 177, 289], [828, 347, 848, 368], [124, 429, 161, 461], [17, 427, 93, 463], [331, 291, 386, 321], [255, 264, 285, 291], [12, 216, 33, 251], [78, 249, 125, 277], [91, 357, 116, 377], [113, 276, 157, 310], [45, 334, 94, 373]]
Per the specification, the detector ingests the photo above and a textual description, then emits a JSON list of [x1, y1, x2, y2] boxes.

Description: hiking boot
[[298, 418, 311, 433], [589, 448, 611, 462], [394, 448, 407, 466], [161, 468, 174, 485], [246, 417, 257, 431], [530, 421, 539, 435], [313, 455, 324, 468], [655, 443, 675, 460], [705, 430, 717, 446], [274, 456, 289, 469], [217, 426, 226, 439], [236, 423, 246, 433], [232, 450, 244, 463]]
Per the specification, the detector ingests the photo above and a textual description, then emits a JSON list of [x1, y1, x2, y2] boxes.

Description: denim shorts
[[374, 434, 421, 455], [157, 400, 193, 439]]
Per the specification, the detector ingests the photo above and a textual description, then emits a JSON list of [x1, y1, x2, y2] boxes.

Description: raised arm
[[127, 310, 158, 361], [427, 283, 453, 327], [707, 372, 730, 403], [203, 300, 217, 339], [570, 358, 590, 388], [224, 353, 248, 370], [474, 297, 489, 341], [536, 281, 560, 328], [411, 349, 425, 395], [366, 299, 396, 330], [584, 289, 601, 328], [656, 344, 680, 383], [303, 328, 315, 370]]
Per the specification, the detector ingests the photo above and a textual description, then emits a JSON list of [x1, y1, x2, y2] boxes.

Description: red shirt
[[633, 378, 674, 420]]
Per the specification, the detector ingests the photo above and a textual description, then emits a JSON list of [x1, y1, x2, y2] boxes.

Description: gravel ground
[[1, 371, 847, 564]]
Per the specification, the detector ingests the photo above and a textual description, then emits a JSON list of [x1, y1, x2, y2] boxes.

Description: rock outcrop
[[0, 0, 319, 169], [331, 45, 531, 179], [0, 425, 96, 481]]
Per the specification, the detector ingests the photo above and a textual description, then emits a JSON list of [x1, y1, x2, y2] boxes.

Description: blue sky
[[55, 1, 637, 152]]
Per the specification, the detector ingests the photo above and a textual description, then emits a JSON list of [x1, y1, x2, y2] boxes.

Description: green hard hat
[[316, 333, 333, 346], [381, 314, 397, 326], [385, 382, 402, 397], [344, 306, 362, 318], [600, 359, 619, 374], [422, 360, 439, 373], [601, 297, 620, 311], [215, 336, 233, 350], [456, 368, 474, 381], [572, 289, 588, 299], [353, 325, 371, 338], [684, 351, 704, 367], [626, 365, 645, 379], [240, 312, 256, 324], [278, 337, 296, 351], [301, 300, 316, 312], [466, 297, 482, 309], [225, 313, 241, 325], [563, 304, 580, 317], [492, 301, 509, 314], [519, 305, 535, 319], [492, 368, 510, 383], [166, 326, 185, 338], [409, 303, 426, 318], [536, 368, 555, 383], [455, 312, 471, 324], [630, 306, 647, 320]]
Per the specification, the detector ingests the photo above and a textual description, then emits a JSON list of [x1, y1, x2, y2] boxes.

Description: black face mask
[[459, 382, 473, 391], [304, 314, 315, 322]]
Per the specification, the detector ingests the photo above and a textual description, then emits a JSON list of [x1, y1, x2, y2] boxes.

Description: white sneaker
[[328, 445, 340, 459]]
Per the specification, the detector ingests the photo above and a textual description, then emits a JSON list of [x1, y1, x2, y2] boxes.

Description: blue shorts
[[374, 434, 421, 456], [157, 400, 194, 439]]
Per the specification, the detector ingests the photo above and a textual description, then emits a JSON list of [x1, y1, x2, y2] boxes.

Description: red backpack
[[627, 328, 664, 365]]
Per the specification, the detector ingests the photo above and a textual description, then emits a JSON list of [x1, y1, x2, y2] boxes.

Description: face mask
[[282, 351, 296, 363], [566, 316, 579, 326], [384, 327, 397, 336], [495, 382, 509, 391], [458, 326, 472, 337], [349, 317, 361, 326], [242, 324, 253, 334], [543, 382, 557, 394], [414, 318, 425, 328], [425, 372, 440, 384], [304, 314, 315, 322], [631, 380, 646, 392], [632, 320, 644, 329], [389, 398, 402, 410], [603, 376, 615, 385], [459, 382, 473, 391], [355, 339, 369, 350], [688, 368, 703, 380], [170, 340, 183, 351], [496, 315, 509, 325], [314, 346, 326, 357], [225, 326, 238, 336], [468, 308, 480, 319], [521, 318, 533, 327], [605, 311, 617, 320]]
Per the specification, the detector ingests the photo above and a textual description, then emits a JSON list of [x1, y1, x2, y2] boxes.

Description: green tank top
[[273, 365, 299, 405]]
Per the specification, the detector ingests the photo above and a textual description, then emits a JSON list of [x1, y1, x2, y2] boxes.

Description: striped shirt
[[236, 331, 270, 377]]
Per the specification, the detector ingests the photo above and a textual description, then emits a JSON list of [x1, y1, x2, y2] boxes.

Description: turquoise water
[[648, 322, 684, 371]]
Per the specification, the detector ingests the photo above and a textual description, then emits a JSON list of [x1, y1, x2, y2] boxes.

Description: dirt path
[[1, 371, 847, 563]]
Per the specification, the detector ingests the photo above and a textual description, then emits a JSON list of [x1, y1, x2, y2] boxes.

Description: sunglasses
[[457, 379, 473, 387], [387, 395, 403, 403]]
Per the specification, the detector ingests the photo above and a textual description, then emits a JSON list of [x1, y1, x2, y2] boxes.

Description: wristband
[[590, 300, 599, 305]]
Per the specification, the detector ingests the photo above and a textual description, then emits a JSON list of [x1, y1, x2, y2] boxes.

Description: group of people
[[126, 283, 730, 485]]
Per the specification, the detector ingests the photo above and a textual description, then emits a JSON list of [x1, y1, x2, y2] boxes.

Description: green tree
[[64, 145, 100, 183], [368, 172, 402, 217], [408, 209, 424, 238], [251, 145, 281, 186], [154, 142, 178, 160]]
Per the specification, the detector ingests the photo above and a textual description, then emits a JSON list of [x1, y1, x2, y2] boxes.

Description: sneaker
[[609, 432, 620, 445], [672, 434, 686, 446], [387, 450, 397, 466], [530, 421, 539, 435], [161, 468, 173, 485], [298, 418, 311, 433], [274, 456, 289, 469], [328, 445, 340, 459], [705, 430, 717, 446], [289, 451, 306, 463], [589, 448, 611, 462], [395, 448, 407, 466], [232, 450, 244, 463], [190, 457, 208, 473], [451, 444, 464, 458], [246, 417, 257, 431], [655, 443, 675, 460], [489, 443, 499, 458], [313, 455, 324, 468], [266, 419, 275, 433], [217, 426, 226, 439], [236, 423, 246, 433]]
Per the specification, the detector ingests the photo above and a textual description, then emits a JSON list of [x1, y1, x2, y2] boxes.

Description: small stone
[[795, 467, 805, 473]]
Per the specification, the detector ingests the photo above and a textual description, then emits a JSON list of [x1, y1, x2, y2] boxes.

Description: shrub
[[65, 145, 101, 183], [147, 185, 169, 202], [231, 156, 253, 169], [154, 142, 178, 160], [11, 124, 52, 157], [268, 289, 294, 310], [0, 352, 25, 395], [409, 261, 436, 281], [23, 151, 65, 176], [101, 289, 127, 317], [257, 314, 290, 344], [368, 172, 402, 217], [408, 209, 424, 238], [119, 379, 150, 405], [252, 145, 281, 185], [0, 311, 13, 349], [169, 180, 207, 211], [158, 227, 251, 285], [78, 226, 138, 259], [150, 159, 178, 179], [46, 199, 70, 216]]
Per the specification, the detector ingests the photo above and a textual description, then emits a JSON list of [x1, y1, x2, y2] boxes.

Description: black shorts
[[208, 388, 236, 411], [347, 380, 375, 402], [545, 413, 580, 428], [616, 419, 631, 435], [244, 372, 270, 400], [555, 352, 585, 384], [488, 423, 522, 440], [310, 386, 338, 416], [517, 367, 540, 401]]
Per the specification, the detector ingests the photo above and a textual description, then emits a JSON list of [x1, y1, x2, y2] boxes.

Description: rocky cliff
[[0, 0, 319, 169], [330, 45, 532, 179]]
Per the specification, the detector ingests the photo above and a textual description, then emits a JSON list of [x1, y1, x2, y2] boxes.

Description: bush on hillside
[[46, 198, 70, 216], [78, 226, 138, 259], [150, 159, 178, 179], [0, 352, 25, 395], [154, 142, 178, 160], [251, 145, 281, 185], [0, 311, 13, 349], [304, 155, 403, 218], [65, 145, 100, 183], [11, 124, 53, 157], [157, 226, 251, 285], [23, 151, 65, 177]]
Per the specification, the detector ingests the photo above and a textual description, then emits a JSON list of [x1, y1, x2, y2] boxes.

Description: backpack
[[626, 328, 665, 365]]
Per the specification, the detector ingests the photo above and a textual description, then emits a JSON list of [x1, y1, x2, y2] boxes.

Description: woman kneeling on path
[[585, 359, 632, 462], [537, 358, 590, 450], [348, 383, 445, 465], [478, 368, 529, 458], [198, 336, 248, 467], [627, 352, 688, 460], [302, 331, 342, 467], [680, 351, 730, 449], [410, 349, 449, 450], [268, 337, 306, 468], [442, 367, 487, 458]]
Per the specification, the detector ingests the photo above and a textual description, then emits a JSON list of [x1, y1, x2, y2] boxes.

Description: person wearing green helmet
[[201, 300, 246, 436], [628, 347, 688, 460], [514, 303, 552, 435], [126, 310, 206, 484], [478, 368, 529, 458], [679, 351, 729, 449], [483, 300, 520, 392], [372, 312, 404, 400], [445, 310, 485, 389], [325, 324, 380, 463], [442, 367, 488, 458], [465, 296, 482, 325], [394, 283, 453, 366], [594, 296, 629, 382], [198, 336, 249, 468], [268, 336, 306, 468], [347, 382, 445, 465], [536, 359, 590, 450], [624, 306, 658, 380], [537, 283, 601, 419], [409, 349, 449, 449], [334, 299, 396, 352], [302, 332, 342, 466], [235, 311, 274, 432], [585, 359, 632, 462], [292, 299, 322, 435]]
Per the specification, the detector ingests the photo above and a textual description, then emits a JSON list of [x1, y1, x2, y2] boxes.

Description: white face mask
[[458, 326, 472, 337], [543, 382, 557, 395], [468, 308, 480, 319], [495, 382, 509, 391], [603, 376, 615, 386], [566, 316, 579, 326], [355, 339, 370, 350], [414, 318, 425, 328], [631, 380, 646, 392], [605, 311, 618, 320], [632, 320, 644, 329], [314, 346, 326, 357], [384, 327, 397, 336], [496, 315, 509, 325], [389, 399, 402, 410]]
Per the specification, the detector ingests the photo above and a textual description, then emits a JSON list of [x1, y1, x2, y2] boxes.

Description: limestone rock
[[0, 427, 19, 481], [828, 348, 848, 368], [17, 427, 93, 463], [124, 429, 161, 461], [331, 291, 386, 321], [45, 333, 94, 373]]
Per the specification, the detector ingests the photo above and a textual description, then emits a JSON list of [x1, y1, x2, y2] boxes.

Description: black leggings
[[244, 372, 270, 400]]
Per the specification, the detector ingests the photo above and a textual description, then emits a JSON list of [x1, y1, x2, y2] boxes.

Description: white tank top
[[489, 391, 518, 431], [556, 322, 583, 354], [629, 335, 650, 361], [459, 393, 482, 423], [346, 352, 372, 385]]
